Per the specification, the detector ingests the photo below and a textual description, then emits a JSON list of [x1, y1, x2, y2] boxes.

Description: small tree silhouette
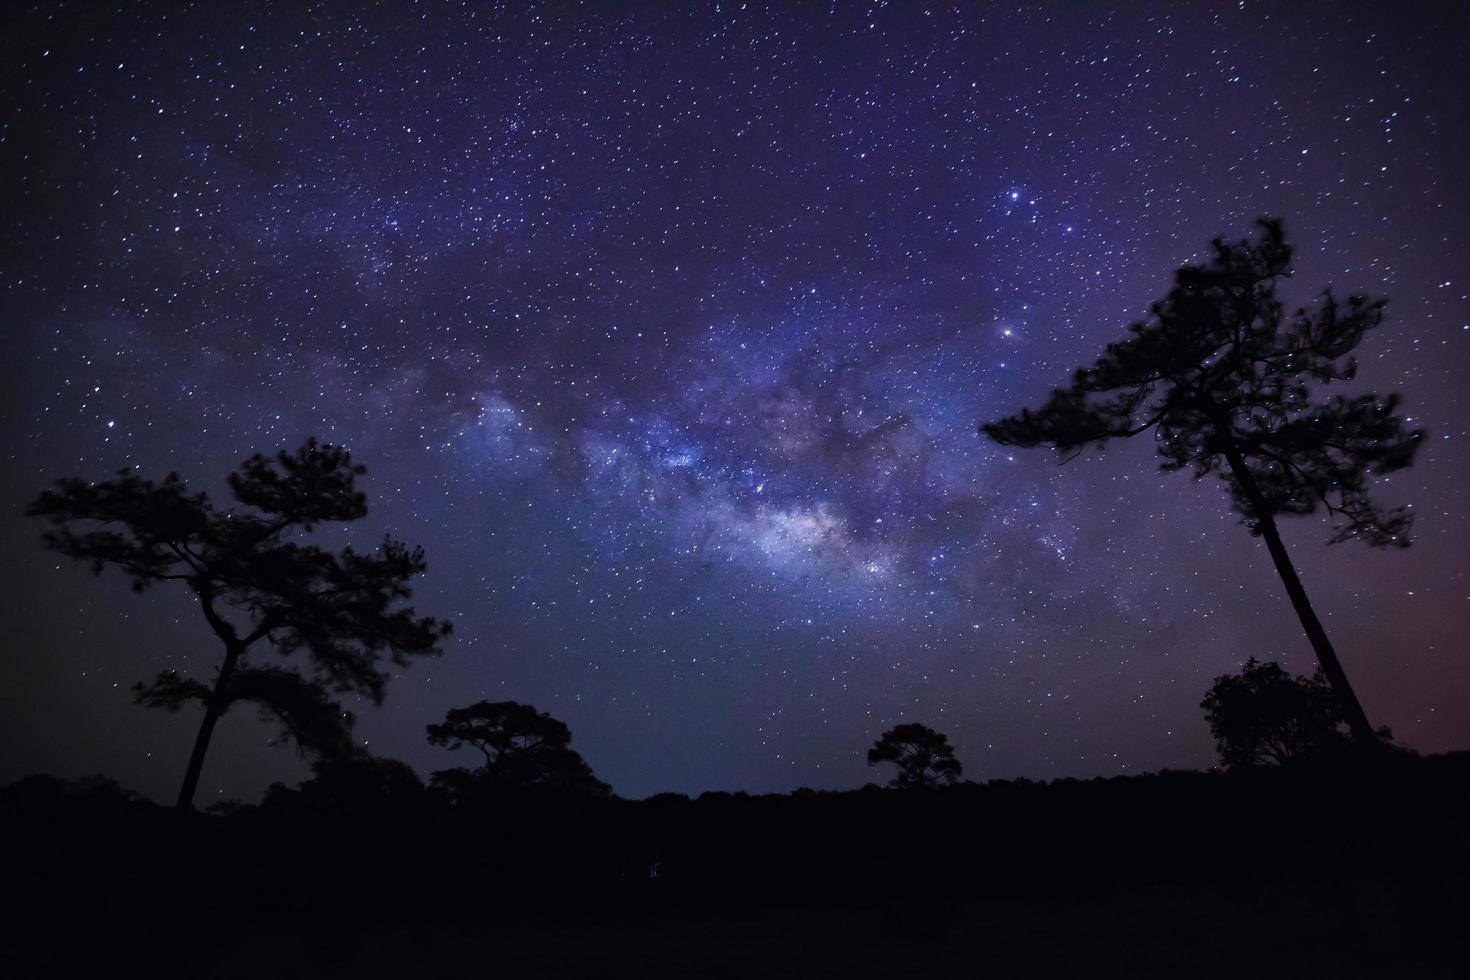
[[1200, 658, 1362, 768], [27, 439, 451, 810], [867, 723, 963, 789], [427, 700, 610, 798], [983, 219, 1422, 745]]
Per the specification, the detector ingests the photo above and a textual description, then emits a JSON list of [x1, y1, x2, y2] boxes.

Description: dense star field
[[1, 2, 1467, 803]]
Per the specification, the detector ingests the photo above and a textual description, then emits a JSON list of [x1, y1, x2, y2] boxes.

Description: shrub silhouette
[[263, 754, 427, 814], [1199, 658, 1385, 768]]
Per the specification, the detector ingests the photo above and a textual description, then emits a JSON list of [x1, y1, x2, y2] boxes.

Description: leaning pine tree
[[27, 440, 451, 809], [982, 219, 1422, 745]]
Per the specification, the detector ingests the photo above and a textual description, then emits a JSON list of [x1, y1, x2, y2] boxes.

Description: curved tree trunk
[[175, 642, 243, 810], [1218, 441, 1379, 745]]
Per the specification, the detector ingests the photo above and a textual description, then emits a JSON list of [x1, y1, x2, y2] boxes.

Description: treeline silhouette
[[5, 751, 1467, 977]]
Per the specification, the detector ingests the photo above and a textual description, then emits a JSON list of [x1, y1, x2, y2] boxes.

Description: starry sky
[[2, 2, 1468, 803]]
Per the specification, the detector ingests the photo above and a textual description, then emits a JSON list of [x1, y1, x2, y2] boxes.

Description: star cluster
[[2, 2, 1468, 800]]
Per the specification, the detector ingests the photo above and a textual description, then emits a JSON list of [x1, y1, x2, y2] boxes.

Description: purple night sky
[[2, 2, 1467, 803]]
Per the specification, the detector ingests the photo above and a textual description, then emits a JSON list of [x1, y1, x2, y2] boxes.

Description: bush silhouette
[[1199, 657, 1393, 768]]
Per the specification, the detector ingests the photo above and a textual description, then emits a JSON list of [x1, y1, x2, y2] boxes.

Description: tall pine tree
[[983, 220, 1422, 743], [28, 440, 451, 808]]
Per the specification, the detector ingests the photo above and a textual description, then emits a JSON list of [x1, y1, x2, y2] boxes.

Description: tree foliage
[[427, 700, 611, 798], [134, 662, 363, 757], [867, 723, 963, 789], [982, 218, 1422, 547], [27, 439, 450, 807], [1200, 658, 1355, 768]]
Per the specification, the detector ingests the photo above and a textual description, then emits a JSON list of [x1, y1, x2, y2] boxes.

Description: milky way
[[3, 2, 1468, 801]]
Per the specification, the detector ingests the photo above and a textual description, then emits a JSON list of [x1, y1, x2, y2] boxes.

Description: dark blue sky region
[[2, 2, 1468, 802]]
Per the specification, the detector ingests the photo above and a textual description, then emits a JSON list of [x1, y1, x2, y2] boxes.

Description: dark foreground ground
[[4, 752, 1467, 978]]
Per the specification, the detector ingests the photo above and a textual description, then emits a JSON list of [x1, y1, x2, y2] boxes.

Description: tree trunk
[[175, 642, 244, 810], [1217, 440, 1379, 745]]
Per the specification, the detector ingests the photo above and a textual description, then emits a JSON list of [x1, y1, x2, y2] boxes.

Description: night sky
[[2, 2, 1468, 804]]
